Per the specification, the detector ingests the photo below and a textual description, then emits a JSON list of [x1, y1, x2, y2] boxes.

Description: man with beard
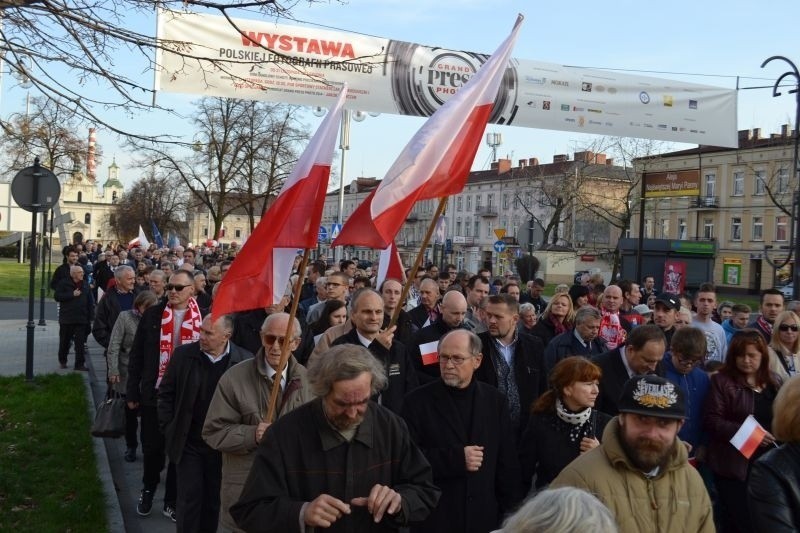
[[552, 375, 714, 533], [230, 344, 440, 532]]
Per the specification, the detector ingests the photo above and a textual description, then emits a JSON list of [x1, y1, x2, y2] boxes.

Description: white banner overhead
[[155, 9, 738, 147]]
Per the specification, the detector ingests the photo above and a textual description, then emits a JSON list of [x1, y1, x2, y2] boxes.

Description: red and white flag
[[333, 15, 524, 249], [212, 86, 348, 317], [418, 340, 439, 366], [128, 225, 150, 250], [376, 240, 405, 288], [729, 414, 767, 459]]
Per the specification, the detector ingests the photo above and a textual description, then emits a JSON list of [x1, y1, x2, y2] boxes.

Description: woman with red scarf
[[530, 292, 574, 347]]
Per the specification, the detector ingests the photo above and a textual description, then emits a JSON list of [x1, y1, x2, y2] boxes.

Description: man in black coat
[[92, 265, 137, 356], [408, 290, 473, 383], [475, 294, 547, 438], [331, 289, 419, 414], [401, 329, 524, 533], [544, 305, 607, 374], [157, 314, 252, 532], [407, 278, 441, 331], [592, 323, 667, 416], [54, 265, 94, 370]]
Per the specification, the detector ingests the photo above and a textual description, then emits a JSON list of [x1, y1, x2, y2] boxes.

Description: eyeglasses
[[262, 334, 297, 346], [676, 354, 704, 367], [165, 283, 191, 292], [779, 324, 799, 332], [438, 354, 473, 366]]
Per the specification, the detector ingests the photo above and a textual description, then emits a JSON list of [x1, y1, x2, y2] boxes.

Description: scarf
[[551, 316, 568, 336], [555, 399, 596, 443], [156, 298, 202, 388], [599, 307, 626, 350], [756, 315, 772, 338]]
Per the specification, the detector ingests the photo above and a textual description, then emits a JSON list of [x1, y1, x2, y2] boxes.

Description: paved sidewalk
[[0, 313, 175, 533]]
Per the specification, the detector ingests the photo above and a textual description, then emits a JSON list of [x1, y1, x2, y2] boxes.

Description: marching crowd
[[51, 240, 800, 532]]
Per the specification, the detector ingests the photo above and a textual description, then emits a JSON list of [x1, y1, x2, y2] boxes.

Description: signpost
[[11, 157, 61, 382]]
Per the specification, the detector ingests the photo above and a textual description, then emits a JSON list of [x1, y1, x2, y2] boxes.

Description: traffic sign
[[318, 226, 328, 243], [330, 223, 342, 239], [493, 240, 506, 253], [11, 160, 61, 213], [514, 248, 523, 258], [494, 228, 506, 240]]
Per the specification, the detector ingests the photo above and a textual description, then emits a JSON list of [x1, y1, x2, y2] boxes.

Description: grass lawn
[[0, 260, 51, 300], [0, 374, 108, 532]]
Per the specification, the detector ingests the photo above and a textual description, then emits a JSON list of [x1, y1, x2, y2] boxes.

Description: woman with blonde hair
[[529, 292, 574, 347], [748, 375, 800, 532], [768, 310, 800, 382]]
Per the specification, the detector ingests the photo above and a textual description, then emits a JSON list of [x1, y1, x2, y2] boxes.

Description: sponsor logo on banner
[[581, 82, 592, 92]]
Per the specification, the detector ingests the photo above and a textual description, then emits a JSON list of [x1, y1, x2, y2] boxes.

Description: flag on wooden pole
[[333, 15, 524, 248], [212, 85, 348, 317]]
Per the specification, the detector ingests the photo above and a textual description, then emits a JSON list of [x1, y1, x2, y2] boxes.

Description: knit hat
[[617, 375, 686, 419]]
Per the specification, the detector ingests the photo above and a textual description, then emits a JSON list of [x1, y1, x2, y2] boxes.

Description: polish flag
[[128, 225, 150, 250], [729, 415, 767, 459], [376, 240, 405, 288], [333, 15, 523, 249], [212, 86, 347, 317], [418, 341, 439, 366]]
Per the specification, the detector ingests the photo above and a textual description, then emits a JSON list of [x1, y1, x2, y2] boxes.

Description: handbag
[[91, 387, 126, 438]]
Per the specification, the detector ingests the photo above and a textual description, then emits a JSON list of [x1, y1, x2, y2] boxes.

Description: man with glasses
[[231, 344, 439, 532], [203, 312, 312, 532], [662, 327, 710, 452], [128, 270, 203, 520], [306, 272, 349, 324], [400, 329, 524, 533]]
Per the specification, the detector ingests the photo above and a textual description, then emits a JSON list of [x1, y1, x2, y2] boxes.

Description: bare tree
[[0, 0, 319, 141], [0, 96, 93, 178], [107, 170, 186, 241], [130, 96, 309, 236]]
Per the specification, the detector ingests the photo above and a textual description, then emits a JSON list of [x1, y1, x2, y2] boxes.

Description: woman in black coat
[[528, 292, 574, 348], [519, 356, 611, 491], [748, 375, 800, 533]]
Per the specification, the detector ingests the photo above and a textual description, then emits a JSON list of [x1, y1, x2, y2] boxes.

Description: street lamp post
[[761, 56, 800, 299]]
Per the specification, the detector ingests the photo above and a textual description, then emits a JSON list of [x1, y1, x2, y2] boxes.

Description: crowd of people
[[51, 240, 800, 532]]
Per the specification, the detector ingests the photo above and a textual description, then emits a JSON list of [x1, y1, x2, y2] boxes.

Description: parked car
[[780, 283, 794, 299]]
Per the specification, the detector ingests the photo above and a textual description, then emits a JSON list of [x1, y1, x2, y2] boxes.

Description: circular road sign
[[11, 161, 61, 213], [493, 240, 506, 253]]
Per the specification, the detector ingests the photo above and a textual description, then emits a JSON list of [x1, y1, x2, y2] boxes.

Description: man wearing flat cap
[[552, 374, 714, 533]]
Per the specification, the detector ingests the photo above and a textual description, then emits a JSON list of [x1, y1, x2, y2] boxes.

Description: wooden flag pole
[[265, 247, 311, 423], [388, 196, 448, 329]]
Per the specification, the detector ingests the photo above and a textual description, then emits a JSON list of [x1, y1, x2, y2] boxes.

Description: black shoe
[[73, 365, 89, 372], [59, 362, 67, 369], [137, 489, 154, 516], [162, 503, 176, 522], [124, 447, 136, 462]]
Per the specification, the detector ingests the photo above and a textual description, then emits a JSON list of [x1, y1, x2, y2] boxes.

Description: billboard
[[155, 9, 738, 147], [643, 169, 701, 198]]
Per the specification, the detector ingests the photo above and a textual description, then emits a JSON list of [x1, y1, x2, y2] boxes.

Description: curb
[[81, 371, 126, 533]]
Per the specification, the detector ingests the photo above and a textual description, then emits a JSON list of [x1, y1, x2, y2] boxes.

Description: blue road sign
[[331, 223, 342, 239], [493, 240, 506, 253], [515, 248, 523, 258], [318, 226, 328, 243]]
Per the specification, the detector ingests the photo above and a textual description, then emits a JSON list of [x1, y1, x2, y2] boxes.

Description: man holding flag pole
[[333, 14, 525, 330]]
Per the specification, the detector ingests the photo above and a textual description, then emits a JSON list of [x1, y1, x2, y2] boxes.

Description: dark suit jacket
[[408, 303, 434, 331], [401, 379, 524, 533], [331, 329, 419, 414], [592, 347, 665, 416], [474, 331, 547, 434], [544, 329, 607, 374]]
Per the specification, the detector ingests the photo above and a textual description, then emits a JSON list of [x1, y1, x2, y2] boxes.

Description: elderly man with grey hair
[[92, 264, 138, 356], [544, 306, 607, 374], [231, 344, 440, 532], [203, 312, 313, 532], [54, 264, 94, 370]]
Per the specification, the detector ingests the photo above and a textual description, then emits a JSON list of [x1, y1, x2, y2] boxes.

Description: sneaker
[[136, 489, 154, 516], [124, 447, 136, 463], [162, 503, 176, 522]]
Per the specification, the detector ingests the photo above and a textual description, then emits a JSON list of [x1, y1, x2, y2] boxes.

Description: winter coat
[[748, 442, 800, 533], [106, 310, 140, 394]]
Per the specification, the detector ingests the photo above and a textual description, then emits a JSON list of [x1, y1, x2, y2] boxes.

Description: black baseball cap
[[617, 375, 686, 420], [654, 293, 681, 311]]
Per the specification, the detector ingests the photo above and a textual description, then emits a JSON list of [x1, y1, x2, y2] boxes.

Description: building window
[[486, 221, 493, 239], [777, 168, 790, 194], [203, 227, 208, 237], [754, 170, 766, 195], [235, 229, 241, 238], [503, 194, 509, 209], [474, 220, 480, 237], [475, 195, 482, 209], [84, 213, 91, 224], [77, 191, 82, 202], [703, 218, 714, 239], [732, 171, 744, 196], [487, 193, 494, 208], [704, 171, 716, 197], [731, 217, 742, 241], [456, 196, 463, 211], [109, 214, 116, 226], [111, 191, 118, 202], [466, 196, 472, 211], [644, 219, 652, 238], [777, 216, 788, 241], [514, 195, 521, 208], [678, 218, 687, 240], [465, 222, 471, 237], [456, 219, 462, 236], [752, 216, 763, 241], [660, 218, 670, 239]]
